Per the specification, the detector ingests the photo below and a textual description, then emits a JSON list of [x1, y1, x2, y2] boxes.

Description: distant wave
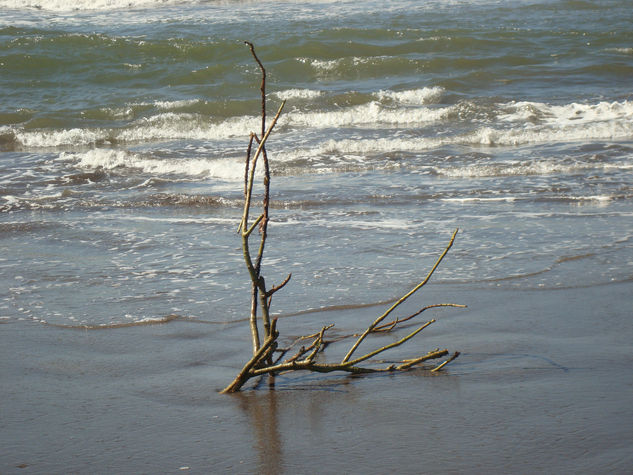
[[7, 97, 632, 153], [45, 313, 181, 329], [0, 0, 192, 11], [60, 149, 250, 180], [3, 96, 632, 207]]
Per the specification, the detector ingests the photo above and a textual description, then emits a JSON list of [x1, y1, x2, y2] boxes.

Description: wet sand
[[2, 282, 632, 474]]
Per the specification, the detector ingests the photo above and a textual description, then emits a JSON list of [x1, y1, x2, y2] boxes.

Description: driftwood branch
[[342, 228, 459, 364], [221, 43, 463, 393], [373, 303, 467, 332]]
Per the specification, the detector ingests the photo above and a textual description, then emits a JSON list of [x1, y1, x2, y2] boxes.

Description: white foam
[[291, 136, 443, 158], [116, 113, 259, 143], [10, 112, 261, 148], [498, 99, 633, 129], [470, 121, 633, 147], [61, 148, 247, 180], [153, 99, 200, 110], [569, 195, 614, 202], [298, 57, 340, 72], [0, 0, 187, 11], [14, 127, 107, 148], [604, 47, 633, 54], [285, 102, 453, 129], [118, 215, 236, 225], [2, 195, 20, 205], [375, 87, 444, 105], [442, 197, 518, 203], [273, 89, 323, 101], [437, 159, 632, 179]]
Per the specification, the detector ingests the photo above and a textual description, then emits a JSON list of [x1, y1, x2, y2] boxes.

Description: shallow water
[[1, 0, 632, 472], [2, 0, 633, 326]]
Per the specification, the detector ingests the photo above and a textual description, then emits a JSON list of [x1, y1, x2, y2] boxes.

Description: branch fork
[[221, 43, 464, 393]]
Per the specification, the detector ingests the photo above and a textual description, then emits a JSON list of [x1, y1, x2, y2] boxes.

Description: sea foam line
[[0, 0, 188, 11], [8, 98, 633, 154], [60, 149, 248, 180]]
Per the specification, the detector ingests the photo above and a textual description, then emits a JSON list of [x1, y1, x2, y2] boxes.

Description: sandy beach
[[2, 0, 633, 473], [3, 281, 632, 473]]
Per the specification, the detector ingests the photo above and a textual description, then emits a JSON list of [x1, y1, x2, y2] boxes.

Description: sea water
[[2, 1, 633, 473], [1, 0, 632, 326]]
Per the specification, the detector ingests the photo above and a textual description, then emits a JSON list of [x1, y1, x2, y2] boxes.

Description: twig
[[373, 303, 467, 332], [240, 101, 286, 235], [221, 43, 464, 393], [431, 351, 461, 372], [244, 41, 266, 137], [342, 228, 459, 363], [397, 349, 449, 370], [221, 319, 279, 393], [344, 319, 435, 367], [266, 273, 292, 299]]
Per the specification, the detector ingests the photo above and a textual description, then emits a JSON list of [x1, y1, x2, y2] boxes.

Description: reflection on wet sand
[[236, 392, 283, 475]]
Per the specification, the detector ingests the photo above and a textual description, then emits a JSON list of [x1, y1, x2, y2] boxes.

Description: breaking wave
[[6, 97, 632, 153], [0, 0, 191, 11]]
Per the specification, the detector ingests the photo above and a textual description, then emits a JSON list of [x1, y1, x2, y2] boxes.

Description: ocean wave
[[153, 99, 201, 110], [8, 113, 259, 149], [60, 149, 248, 180], [498, 99, 633, 128], [285, 102, 453, 129], [116, 113, 257, 143], [297, 54, 422, 79], [298, 99, 633, 154], [135, 192, 241, 208], [272, 89, 323, 101], [14, 127, 109, 148], [374, 87, 444, 105], [441, 197, 518, 203], [0, 0, 190, 11], [6, 97, 633, 161]]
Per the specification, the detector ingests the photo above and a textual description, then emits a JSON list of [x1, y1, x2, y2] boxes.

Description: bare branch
[[373, 303, 467, 332], [431, 351, 461, 372], [221, 319, 279, 393], [342, 228, 459, 364], [266, 273, 292, 298], [240, 100, 286, 233], [344, 319, 435, 367], [222, 43, 463, 393]]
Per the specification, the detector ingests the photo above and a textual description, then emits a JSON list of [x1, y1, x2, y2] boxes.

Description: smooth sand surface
[[2, 282, 632, 473]]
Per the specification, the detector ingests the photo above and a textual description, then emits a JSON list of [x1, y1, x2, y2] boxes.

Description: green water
[[0, 0, 631, 319]]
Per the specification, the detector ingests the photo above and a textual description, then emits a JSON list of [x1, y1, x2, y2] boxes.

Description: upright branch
[[240, 42, 287, 356], [245, 41, 266, 138], [221, 43, 464, 394]]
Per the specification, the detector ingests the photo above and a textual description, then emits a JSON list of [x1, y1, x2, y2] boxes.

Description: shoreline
[[2, 281, 632, 473]]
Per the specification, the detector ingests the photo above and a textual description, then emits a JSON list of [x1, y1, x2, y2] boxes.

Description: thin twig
[[431, 351, 461, 372], [342, 228, 459, 363], [344, 319, 435, 367], [266, 273, 292, 298], [397, 349, 449, 370], [244, 41, 266, 137], [240, 101, 286, 235], [373, 303, 467, 332], [223, 43, 463, 393]]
